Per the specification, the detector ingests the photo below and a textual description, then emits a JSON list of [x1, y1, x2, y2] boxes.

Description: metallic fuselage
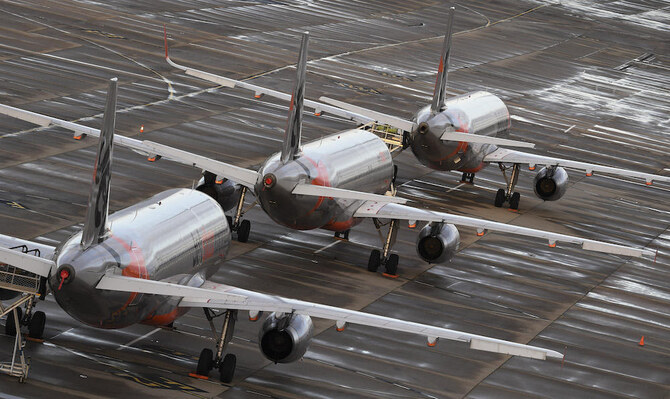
[[256, 129, 394, 231], [411, 91, 510, 172], [51, 188, 229, 329]]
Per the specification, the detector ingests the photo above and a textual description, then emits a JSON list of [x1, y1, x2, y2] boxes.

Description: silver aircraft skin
[[1, 78, 571, 385]]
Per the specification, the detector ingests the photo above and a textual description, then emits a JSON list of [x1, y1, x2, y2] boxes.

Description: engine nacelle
[[533, 166, 568, 201], [416, 223, 460, 264], [196, 172, 242, 212], [258, 312, 314, 363]]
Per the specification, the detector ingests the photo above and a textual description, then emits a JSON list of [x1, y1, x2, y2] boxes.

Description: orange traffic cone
[[639, 336, 645, 346], [140, 125, 144, 134]]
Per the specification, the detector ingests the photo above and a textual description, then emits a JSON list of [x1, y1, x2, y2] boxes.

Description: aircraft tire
[[5, 307, 21, 336], [494, 189, 505, 207], [196, 348, 214, 376], [385, 254, 399, 276], [367, 250, 381, 272], [28, 311, 46, 339], [509, 192, 520, 210], [219, 353, 236, 383], [237, 220, 251, 243]]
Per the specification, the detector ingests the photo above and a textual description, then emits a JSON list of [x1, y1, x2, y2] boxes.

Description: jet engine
[[533, 166, 568, 201], [196, 171, 242, 212], [258, 312, 314, 363], [416, 222, 460, 264]]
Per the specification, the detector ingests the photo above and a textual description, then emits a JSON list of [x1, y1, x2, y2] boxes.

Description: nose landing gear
[[229, 187, 252, 243]]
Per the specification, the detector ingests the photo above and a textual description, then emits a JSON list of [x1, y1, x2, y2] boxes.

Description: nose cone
[[51, 239, 127, 328]]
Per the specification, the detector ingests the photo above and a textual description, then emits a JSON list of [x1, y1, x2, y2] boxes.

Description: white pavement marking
[[445, 183, 466, 194], [314, 240, 341, 254], [116, 328, 161, 351]]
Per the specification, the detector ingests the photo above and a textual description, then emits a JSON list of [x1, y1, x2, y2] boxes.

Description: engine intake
[[416, 223, 460, 264], [258, 313, 313, 363], [196, 171, 241, 212], [533, 166, 568, 201]]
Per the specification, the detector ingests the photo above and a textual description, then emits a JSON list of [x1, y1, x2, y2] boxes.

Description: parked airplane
[[0, 32, 652, 278], [0, 78, 568, 384], [160, 7, 670, 212]]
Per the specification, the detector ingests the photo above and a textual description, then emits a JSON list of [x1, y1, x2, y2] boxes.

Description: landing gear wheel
[[385, 254, 399, 276], [509, 192, 520, 210], [237, 220, 251, 243], [196, 348, 214, 376], [5, 307, 21, 336], [28, 311, 45, 339], [226, 215, 233, 230], [494, 189, 505, 208], [367, 249, 381, 272], [219, 353, 236, 383]]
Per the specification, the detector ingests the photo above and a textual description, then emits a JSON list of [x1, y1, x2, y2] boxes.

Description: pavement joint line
[[116, 327, 161, 351]]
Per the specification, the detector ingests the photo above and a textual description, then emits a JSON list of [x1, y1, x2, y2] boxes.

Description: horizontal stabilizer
[[292, 184, 407, 204], [0, 246, 55, 277], [441, 132, 535, 148], [96, 275, 247, 303], [319, 97, 416, 132]]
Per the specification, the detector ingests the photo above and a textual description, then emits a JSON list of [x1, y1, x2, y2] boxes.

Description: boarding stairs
[[0, 246, 44, 382], [359, 123, 407, 156]]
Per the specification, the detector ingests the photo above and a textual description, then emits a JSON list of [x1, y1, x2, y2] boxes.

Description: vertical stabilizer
[[81, 78, 117, 249], [281, 32, 309, 164], [430, 6, 455, 113]]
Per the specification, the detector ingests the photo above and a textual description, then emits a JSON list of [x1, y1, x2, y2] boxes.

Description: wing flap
[[484, 148, 670, 185], [441, 132, 535, 148], [292, 184, 407, 204], [354, 202, 651, 258]]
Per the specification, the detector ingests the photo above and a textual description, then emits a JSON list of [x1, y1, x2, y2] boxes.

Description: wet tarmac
[[0, 0, 669, 398]]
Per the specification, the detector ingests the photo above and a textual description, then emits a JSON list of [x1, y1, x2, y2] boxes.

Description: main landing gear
[[367, 218, 400, 277], [460, 172, 475, 184], [5, 298, 46, 340], [228, 187, 251, 243], [195, 309, 238, 383], [495, 163, 521, 210]]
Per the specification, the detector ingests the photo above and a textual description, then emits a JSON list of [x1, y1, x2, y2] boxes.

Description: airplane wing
[[97, 274, 563, 360], [484, 147, 670, 186], [163, 29, 373, 125], [353, 201, 652, 258], [0, 104, 260, 190]]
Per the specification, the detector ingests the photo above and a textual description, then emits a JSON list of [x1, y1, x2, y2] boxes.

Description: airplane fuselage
[[411, 91, 510, 173], [256, 129, 394, 232], [50, 188, 230, 329]]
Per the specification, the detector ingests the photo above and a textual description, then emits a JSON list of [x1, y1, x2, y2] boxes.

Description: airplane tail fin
[[81, 78, 117, 249], [281, 32, 309, 164], [430, 6, 455, 113]]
